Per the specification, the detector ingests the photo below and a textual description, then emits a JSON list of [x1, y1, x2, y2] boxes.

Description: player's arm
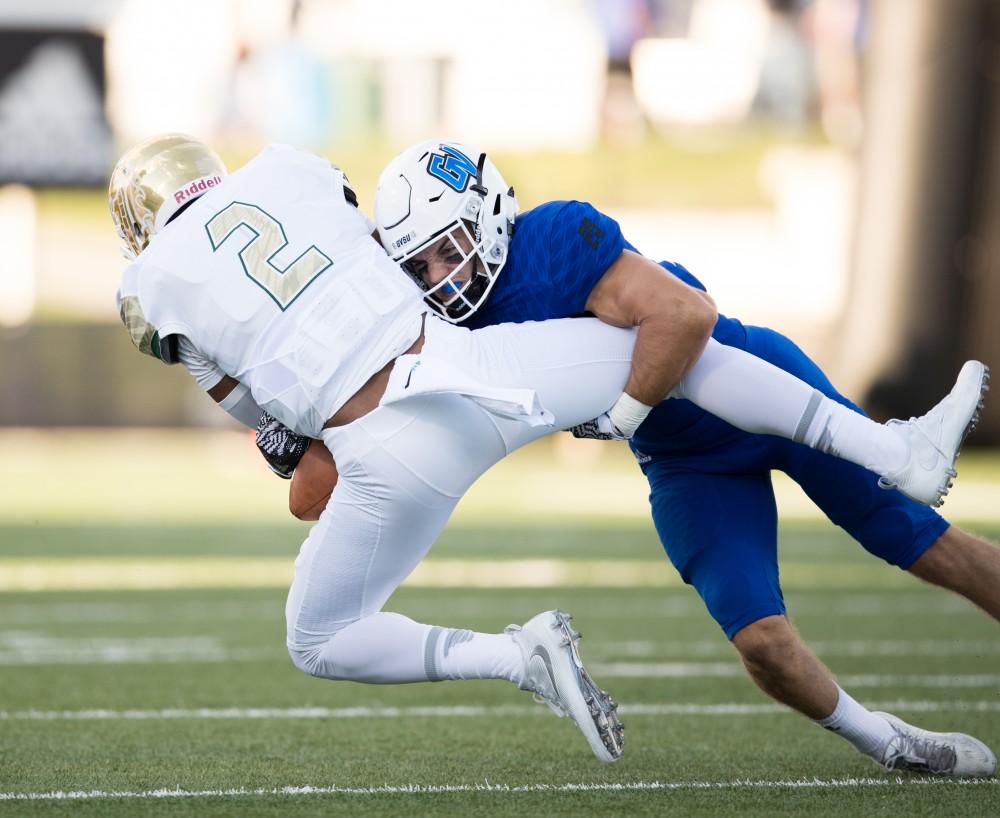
[[584, 249, 717, 435], [190, 341, 328, 515], [176, 337, 262, 428], [206, 375, 242, 403], [209, 370, 326, 517]]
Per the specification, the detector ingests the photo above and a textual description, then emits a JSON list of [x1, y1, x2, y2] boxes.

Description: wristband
[[219, 383, 263, 428], [607, 392, 652, 439]]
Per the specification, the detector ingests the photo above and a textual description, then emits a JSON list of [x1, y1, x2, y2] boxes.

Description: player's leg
[[742, 326, 954, 572], [645, 457, 993, 774], [671, 337, 988, 507], [643, 462, 840, 720], [739, 618, 996, 778], [907, 526, 1000, 620], [731, 616, 838, 720], [286, 394, 623, 760], [641, 459, 840, 718], [285, 393, 519, 684], [416, 316, 637, 445], [471, 315, 986, 507], [729, 616, 917, 765], [747, 329, 998, 620], [742, 327, 996, 774], [643, 462, 856, 725]]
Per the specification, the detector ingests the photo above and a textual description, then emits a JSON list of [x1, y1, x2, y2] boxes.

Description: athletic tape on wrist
[[608, 392, 652, 439]]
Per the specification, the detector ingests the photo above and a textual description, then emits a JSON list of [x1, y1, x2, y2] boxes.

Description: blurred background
[[1, 4, 1000, 804], [1, 0, 999, 570]]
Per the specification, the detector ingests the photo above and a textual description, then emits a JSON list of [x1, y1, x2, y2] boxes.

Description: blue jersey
[[466, 200, 707, 329], [464, 200, 748, 452], [463, 200, 944, 638]]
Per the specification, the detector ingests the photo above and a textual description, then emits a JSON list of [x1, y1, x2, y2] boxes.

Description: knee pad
[[286, 641, 330, 679]]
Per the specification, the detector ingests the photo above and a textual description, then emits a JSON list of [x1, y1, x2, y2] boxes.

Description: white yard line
[[0, 601, 281, 625], [3, 700, 998, 721], [0, 558, 960, 592], [0, 595, 980, 621], [0, 777, 997, 802], [596, 639, 1000, 658], [0, 633, 995, 674], [0, 633, 269, 665], [590, 663, 1000, 687]]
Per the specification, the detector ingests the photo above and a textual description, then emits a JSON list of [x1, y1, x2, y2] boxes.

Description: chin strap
[[471, 153, 488, 196]]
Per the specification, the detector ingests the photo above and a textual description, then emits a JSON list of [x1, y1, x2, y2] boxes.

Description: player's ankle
[[815, 686, 896, 757]]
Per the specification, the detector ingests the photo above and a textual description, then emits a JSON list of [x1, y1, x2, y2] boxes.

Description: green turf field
[[1, 432, 998, 815]]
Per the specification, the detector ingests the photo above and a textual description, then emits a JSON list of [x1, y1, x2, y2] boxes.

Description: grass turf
[[1, 520, 998, 817]]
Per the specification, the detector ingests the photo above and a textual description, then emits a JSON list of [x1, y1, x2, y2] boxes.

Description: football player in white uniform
[[111, 134, 985, 765]]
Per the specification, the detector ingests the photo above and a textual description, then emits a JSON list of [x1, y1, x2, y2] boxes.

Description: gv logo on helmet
[[426, 145, 477, 193]]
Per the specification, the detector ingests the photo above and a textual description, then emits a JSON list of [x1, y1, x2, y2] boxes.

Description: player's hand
[[255, 411, 311, 478], [569, 412, 628, 441]]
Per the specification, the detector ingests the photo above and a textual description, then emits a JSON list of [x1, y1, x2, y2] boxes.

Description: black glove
[[255, 411, 310, 479], [568, 412, 624, 441]]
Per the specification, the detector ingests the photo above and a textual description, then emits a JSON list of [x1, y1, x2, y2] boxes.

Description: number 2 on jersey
[[206, 202, 331, 310]]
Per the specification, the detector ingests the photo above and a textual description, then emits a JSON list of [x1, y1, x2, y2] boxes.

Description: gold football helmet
[[108, 133, 227, 258]]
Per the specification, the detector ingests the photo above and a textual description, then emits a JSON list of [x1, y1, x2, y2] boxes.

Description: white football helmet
[[109, 133, 227, 259], [375, 139, 517, 322]]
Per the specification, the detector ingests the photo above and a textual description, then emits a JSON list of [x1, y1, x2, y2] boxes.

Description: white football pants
[[283, 314, 909, 683], [285, 317, 635, 682]]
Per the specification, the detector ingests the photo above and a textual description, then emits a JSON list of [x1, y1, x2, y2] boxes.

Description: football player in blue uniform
[[366, 139, 999, 776]]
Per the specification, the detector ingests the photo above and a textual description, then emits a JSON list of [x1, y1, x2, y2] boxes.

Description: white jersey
[[117, 144, 429, 436]]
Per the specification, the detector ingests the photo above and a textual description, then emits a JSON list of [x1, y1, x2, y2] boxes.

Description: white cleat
[[506, 610, 624, 763], [872, 712, 997, 777], [877, 360, 990, 507]]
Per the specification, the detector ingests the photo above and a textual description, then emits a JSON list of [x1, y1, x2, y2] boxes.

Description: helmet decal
[[426, 145, 478, 193]]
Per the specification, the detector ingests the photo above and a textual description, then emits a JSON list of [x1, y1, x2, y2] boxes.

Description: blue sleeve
[[466, 200, 705, 329], [542, 201, 628, 316], [659, 259, 706, 292]]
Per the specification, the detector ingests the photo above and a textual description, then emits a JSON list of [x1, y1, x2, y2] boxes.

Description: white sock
[[675, 339, 909, 476], [426, 626, 523, 684], [798, 398, 910, 477], [816, 686, 897, 757], [309, 614, 522, 684]]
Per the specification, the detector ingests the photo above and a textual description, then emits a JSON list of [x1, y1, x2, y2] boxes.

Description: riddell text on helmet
[[174, 175, 223, 204]]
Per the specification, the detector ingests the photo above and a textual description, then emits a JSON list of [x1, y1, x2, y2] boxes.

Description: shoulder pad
[[119, 294, 179, 364]]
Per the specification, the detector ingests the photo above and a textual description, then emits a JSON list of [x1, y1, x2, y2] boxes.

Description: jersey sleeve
[[659, 259, 707, 292], [543, 201, 629, 315], [116, 270, 180, 365], [175, 335, 225, 391]]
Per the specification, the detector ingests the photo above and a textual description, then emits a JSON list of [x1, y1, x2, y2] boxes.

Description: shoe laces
[[882, 731, 957, 774]]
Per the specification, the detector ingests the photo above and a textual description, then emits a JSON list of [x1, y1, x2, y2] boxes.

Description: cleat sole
[[935, 362, 989, 507], [550, 611, 625, 762]]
